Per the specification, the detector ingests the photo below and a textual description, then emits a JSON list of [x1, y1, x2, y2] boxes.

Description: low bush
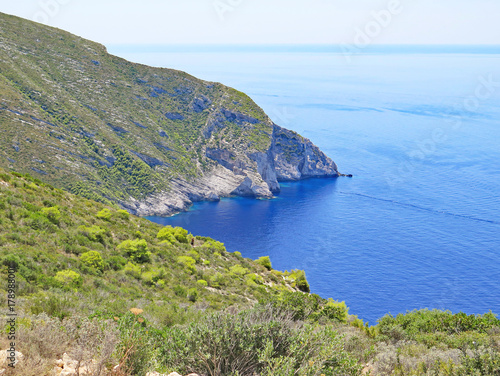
[[55, 269, 82, 288], [96, 208, 112, 220], [80, 250, 104, 273], [256, 256, 272, 270], [155, 306, 362, 376], [40, 206, 61, 224], [118, 239, 151, 263]]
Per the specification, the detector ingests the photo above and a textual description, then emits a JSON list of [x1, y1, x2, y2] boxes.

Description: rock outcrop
[[0, 12, 340, 217], [126, 124, 338, 216]]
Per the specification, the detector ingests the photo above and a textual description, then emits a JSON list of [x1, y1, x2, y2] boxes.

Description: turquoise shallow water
[[111, 46, 500, 323]]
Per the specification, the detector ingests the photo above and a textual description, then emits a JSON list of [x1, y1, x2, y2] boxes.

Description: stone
[[0, 349, 23, 367], [125, 124, 338, 217], [62, 353, 78, 369]]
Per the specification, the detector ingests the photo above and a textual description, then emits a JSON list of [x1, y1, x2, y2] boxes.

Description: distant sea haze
[[109, 45, 500, 324]]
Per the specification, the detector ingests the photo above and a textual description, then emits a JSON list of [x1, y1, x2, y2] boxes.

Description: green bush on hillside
[[377, 309, 500, 340], [316, 299, 349, 323], [118, 239, 151, 263], [116, 209, 130, 221], [286, 269, 310, 293], [155, 306, 362, 376], [28, 212, 55, 232], [78, 225, 107, 243], [201, 239, 226, 253], [256, 256, 272, 270], [80, 250, 104, 273], [187, 288, 198, 302], [229, 264, 249, 277], [54, 270, 82, 288], [96, 208, 112, 220], [157, 226, 189, 244], [41, 206, 61, 224], [177, 256, 196, 273]]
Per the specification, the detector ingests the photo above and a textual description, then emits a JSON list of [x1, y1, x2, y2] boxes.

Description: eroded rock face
[[126, 124, 338, 217], [0, 13, 340, 217], [271, 125, 338, 181]]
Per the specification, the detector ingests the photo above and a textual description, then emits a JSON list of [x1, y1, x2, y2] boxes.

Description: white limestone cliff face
[[126, 124, 339, 217]]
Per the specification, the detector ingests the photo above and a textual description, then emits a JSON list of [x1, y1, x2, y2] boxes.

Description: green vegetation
[[256, 255, 272, 270], [0, 169, 499, 375], [117, 239, 151, 263], [0, 11, 289, 211], [80, 250, 105, 273], [0, 168, 297, 313], [54, 270, 82, 288], [0, 15, 497, 373]]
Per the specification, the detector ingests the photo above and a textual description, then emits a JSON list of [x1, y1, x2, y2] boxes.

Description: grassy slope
[[0, 167, 307, 324], [0, 12, 274, 206], [1, 168, 499, 375]]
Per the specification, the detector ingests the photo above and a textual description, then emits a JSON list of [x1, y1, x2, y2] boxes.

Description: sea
[[108, 45, 500, 324]]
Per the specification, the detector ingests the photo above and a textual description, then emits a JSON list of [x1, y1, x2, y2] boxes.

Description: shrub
[[54, 270, 82, 288], [256, 256, 272, 270], [317, 299, 349, 323], [173, 227, 189, 243], [246, 273, 264, 287], [116, 209, 130, 220], [177, 256, 196, 273], [80, 251, 104, 273], [157, 225, 189, 244], [107, 256, 127, 271], [124, 262, 142, 279], [41, 206, 61, 224], [377, 309, 500, 341], [96, 208, 112, 220], [187, 288, 198, 302], [29, 212, 55, 231], [0, 172, 11, 182], [173, 285, 186, 297], [197, 279, 208, 287], [202, 239, 226, 253], [156, 306, 361, 376], [209, 272, 226, 288], [116, 312, 155, 375], [28, 293, 75, 320], [78, 225, 106, 243], [2, 253, 22, 269], [187, 250, 200, 262], [118, 239, 151, 263], [265, 291, 324, 321], [288, 269, 310, 293], [229, 264, 249, 277]]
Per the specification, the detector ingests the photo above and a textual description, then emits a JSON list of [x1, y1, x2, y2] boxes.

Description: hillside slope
[[0, 12, 339, 216], [0, 167, 308, 318]]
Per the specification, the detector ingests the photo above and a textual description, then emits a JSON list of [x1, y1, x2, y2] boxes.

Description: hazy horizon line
[[107, 44, 500, 54]]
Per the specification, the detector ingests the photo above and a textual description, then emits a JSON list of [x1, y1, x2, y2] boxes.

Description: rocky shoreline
[[125, 125, 340, 217]]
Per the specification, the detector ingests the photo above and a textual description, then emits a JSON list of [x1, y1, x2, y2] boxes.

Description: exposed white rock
[[126, 124, 338, 217], [0, 349, 23, 367], [52, 353, 96, 376]]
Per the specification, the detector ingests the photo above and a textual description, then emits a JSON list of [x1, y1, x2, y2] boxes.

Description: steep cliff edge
[[0, 12, 339, 216]]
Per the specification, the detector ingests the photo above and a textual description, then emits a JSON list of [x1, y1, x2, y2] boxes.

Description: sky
[[1, 0, 499, 46]]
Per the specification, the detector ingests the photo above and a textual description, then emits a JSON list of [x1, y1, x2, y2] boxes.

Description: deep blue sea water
[[110, 46, 500, 324]]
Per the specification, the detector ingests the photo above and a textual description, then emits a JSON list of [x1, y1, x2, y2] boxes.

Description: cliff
[[0, 12, 339, 216]]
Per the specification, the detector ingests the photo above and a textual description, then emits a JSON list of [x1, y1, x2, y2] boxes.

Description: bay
[[110, 46, 500, 323]]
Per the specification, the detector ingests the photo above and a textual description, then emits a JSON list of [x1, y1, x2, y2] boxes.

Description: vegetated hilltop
[[1, 169, 500, 376], [0, 12, 338, 216]]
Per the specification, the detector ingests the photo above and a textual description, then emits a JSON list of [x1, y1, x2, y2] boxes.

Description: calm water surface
[[110, 46, 500, 323]]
